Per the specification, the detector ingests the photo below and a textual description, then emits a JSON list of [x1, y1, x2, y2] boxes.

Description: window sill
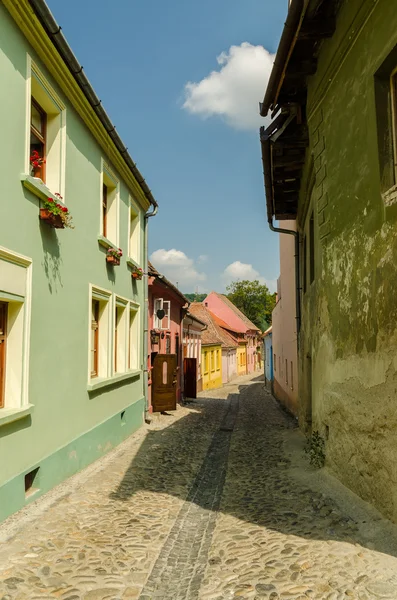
[[0, 404, 34, 428], [127, 258, 143, 270], [87, 370, 141, 392], [21, 174, 64, 205], [97, 235, 120, 252]]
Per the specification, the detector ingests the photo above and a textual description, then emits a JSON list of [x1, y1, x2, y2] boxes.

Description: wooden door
[[184, 357, 197, 399], [0, 303, 7, 409], [152, 354, 178, 412]]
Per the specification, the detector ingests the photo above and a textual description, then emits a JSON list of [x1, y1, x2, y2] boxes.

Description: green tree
[[226, 280, 276, 331], [185, 293, 206, 303]]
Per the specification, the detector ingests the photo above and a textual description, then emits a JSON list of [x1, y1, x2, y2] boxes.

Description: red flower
[[56, 204, 62, 209], [47, 197, 54, 203], [61, 207, 68, 213]]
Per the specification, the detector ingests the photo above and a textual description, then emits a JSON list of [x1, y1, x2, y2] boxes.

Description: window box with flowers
[[106, 247, 122, 266], [131, 266, 143, 280], [39, 194, 74, 229]]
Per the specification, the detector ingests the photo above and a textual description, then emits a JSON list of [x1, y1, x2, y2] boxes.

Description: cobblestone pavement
[[1, 375, 397, 600]]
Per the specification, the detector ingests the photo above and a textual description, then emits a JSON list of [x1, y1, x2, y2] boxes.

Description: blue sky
[[48, 0, 286, 293]]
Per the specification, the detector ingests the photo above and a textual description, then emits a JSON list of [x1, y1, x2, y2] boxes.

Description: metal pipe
[[260, 0, 305, 116], [143, 205, 158, 420], [260, 132, 301, 342], [28, 0, 158, 210]]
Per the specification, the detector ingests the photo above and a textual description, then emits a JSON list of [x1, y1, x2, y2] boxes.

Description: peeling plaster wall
[[298, 0, 397, 522]]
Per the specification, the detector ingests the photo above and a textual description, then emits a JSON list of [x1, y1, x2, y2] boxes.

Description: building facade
[[148, 263, 188, 410], [271, 222, 299, 416], [0, 0, 157, 522], [261, 0, 397, 523], [183, 311, 207, 394], [204, 292, 261, 374], [263, 326, 273, 390]]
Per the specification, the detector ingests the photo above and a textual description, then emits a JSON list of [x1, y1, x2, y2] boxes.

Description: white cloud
[[182, 42, 274, 130], [197, 254, 208, 264], [150, 249, 207, 291], [222, 261, 276, 293]]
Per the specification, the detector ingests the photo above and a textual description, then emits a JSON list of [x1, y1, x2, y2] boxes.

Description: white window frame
[[88, 285, 112, 382], [128, 197, 141, 265], [114, 296, 129, 374], [0, 247, 33, 412], [129, 302, 140, 371], [154, 298, 171, 330], [100, 161, 120, 247], [25, 56, 67, 199]]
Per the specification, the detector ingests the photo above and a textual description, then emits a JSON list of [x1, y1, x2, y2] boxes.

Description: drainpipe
[[269, 220, 301, 342], [143, 204, 158, 422], [261, 135, 301, 345]]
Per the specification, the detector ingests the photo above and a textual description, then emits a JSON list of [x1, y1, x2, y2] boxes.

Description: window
[[285, 359, 288, 385], [0, 247, 32, 411], [114, 299, 128, 373], [30, 99, 46, 181], [204, 351, 209, 374], [166, 335, 171, 354], [392, 69, 397, 180], [102, 184, 108, 238], [375, 50, 397, 196], [27, 59, 66, 196], [290, 361, 294, 390], [101, 163, 119, 245], [309, 212, 315, 284], [0, 303, 7, 409], [91, 300, 99, 378], [211, 350, 215, 372], [129, 306, 139, 370], [274, 354, 276, 371], [154, 298, 171, 330], [129, 201, 141, 264], [89, 287, 111, 381]]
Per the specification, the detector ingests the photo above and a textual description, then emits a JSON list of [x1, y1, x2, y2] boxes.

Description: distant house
[[188, 303, 225, 391], [263, 326, 273, 390], [148, 263, 188, 412], [183, 311, 207, 396], [204, 293, 261, 374]]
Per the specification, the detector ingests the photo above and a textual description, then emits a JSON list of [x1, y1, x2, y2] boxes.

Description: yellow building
[[202, 345, 222, 391], [237, 343, 247, 376], [189, 303, 224, 391]]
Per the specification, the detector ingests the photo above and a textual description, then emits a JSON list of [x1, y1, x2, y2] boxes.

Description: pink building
[[271, 221, 298, 416], [148, 263, 188, 412], [203, 293, 261, 374]]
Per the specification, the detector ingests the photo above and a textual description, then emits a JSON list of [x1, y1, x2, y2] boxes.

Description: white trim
[[100, 159, 120, 248], [128, 196, 142, 266]]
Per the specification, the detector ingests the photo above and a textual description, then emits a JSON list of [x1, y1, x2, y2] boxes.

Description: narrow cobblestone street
[[1, 375, 397, 600]]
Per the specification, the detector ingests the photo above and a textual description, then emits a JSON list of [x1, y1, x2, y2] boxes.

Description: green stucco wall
[[0, 5, 147, 520], [298, 0, 397, 522]]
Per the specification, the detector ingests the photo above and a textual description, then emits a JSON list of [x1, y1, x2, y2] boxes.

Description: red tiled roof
[[189, 303, 238, 348], [209, 293, 260, 332]]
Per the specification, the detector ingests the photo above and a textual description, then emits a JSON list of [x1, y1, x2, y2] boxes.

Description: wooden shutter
[[0, 302, 7, 408]]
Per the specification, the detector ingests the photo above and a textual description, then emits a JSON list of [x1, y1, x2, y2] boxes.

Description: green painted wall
[[298, 0, 397, 522], [0, 5, 147, 520]]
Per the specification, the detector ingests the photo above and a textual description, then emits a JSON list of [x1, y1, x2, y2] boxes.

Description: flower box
[[40, 195, 74, 229], [39, 208, 64, 229], [106, 255, 121, 266], [131, 266, 144, 280], [106, 247, 123, 266]]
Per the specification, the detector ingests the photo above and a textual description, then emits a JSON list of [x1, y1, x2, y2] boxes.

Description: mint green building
[[0, 0, 157, 521]]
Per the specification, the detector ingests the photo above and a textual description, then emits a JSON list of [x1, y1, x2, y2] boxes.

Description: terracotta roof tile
[[189, 303, 238, 348]]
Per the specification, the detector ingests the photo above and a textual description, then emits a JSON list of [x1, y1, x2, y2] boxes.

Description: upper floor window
[[30, 99, 46, 181], [101, 163, 119, 245], [0, 302, 7, 409], [154, 298, 171, 330], [27, 59, 66, 197], [129, 201, 141, 264]]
